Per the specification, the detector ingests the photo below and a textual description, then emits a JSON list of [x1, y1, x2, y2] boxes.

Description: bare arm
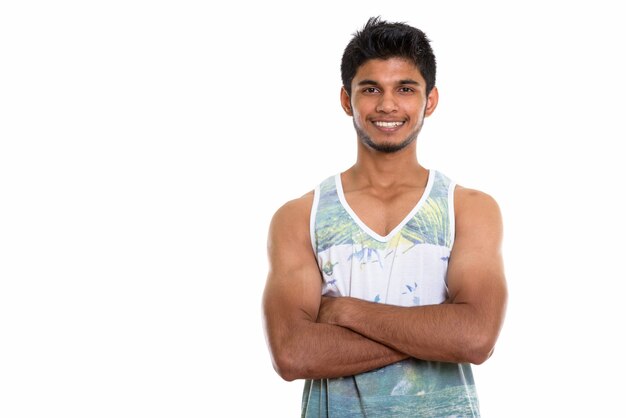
[[317, 187, 508, 365], [262, 193, 408, 381]]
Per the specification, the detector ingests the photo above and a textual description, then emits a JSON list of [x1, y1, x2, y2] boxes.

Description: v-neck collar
[[334, 170, 435, 242]]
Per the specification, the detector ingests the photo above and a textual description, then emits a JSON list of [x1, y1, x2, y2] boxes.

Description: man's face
[[341, 57, 438, 153]]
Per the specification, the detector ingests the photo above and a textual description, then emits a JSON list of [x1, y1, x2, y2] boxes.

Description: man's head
[[341, 17, 437, 98], [340, 18, 438, 154]]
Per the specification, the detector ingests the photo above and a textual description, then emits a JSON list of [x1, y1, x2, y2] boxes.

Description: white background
[[1, 1, 625, 417]]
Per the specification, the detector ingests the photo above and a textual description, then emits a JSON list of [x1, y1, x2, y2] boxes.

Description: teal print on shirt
[[322, 259, 339, 276], [402, 282, 420, 305], [348, 246, 383, 268]]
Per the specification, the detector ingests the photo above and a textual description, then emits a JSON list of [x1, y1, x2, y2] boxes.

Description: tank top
[[303, 169, 480, 418]]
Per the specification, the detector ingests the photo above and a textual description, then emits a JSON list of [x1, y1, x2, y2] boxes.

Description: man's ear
[[340, 87, 353, 116], [424, 86, 439, 117]]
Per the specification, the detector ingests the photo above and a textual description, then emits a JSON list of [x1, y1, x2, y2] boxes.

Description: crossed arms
[[262, 187, 507, 381]]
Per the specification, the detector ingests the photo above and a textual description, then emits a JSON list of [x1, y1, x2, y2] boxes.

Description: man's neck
[[344, 143, 428, 191]]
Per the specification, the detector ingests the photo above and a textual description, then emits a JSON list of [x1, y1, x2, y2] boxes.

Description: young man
[[262, 17, 507, 417]]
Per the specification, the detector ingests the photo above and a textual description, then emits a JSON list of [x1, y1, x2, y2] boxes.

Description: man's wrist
[[334, 297, 358, 329]]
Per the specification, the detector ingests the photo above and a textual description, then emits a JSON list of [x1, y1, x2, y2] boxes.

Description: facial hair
[[353, 116, 424, 154]]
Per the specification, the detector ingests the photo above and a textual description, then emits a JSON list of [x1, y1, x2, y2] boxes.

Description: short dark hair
[[341, 17, 437, 97]]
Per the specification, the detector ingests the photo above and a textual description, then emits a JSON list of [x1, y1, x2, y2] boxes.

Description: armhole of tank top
[[309, 184, 321, 254], [448, 181, 457, 249]]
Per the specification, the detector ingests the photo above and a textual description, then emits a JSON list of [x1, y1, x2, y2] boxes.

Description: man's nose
[[375, 92, 398, 113]]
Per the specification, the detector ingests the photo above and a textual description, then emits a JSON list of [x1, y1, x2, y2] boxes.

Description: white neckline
[[335, 170, 435, 243]]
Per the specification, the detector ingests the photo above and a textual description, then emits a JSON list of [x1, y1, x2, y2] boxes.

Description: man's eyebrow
[[356, 79, 421, 86], [398, 79, 420, 85], [357, 79, 379, 86]]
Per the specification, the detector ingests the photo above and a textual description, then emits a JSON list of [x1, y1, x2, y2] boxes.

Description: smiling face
[[341, 57, 438, 154]]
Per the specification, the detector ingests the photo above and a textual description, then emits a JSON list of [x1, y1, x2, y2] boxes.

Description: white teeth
[[374, 121, 404, 128]]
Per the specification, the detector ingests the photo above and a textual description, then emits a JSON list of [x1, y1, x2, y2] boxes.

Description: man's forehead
[[353, 58, 424, 85]]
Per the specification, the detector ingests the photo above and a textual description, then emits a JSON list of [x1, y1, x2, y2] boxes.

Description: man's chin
[[360, 136, 416, 154]]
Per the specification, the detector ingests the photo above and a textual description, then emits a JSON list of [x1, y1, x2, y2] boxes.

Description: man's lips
[[372, 120, 405, 129]]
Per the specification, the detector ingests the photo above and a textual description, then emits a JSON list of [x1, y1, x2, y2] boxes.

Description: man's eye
[[399, 87, 414, 93], [364, 87, 379, 93]]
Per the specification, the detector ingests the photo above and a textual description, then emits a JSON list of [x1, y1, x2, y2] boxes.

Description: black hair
[[341, 17, 437, 96]]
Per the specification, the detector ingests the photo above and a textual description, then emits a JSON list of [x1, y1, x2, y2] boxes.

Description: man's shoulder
[[453, 185, 502, 228], [269, 190, 316, 237], [276, 190, 315, 216], [455, 185, 499, 207]]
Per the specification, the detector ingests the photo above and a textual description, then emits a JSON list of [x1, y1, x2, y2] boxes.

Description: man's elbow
[[271, 345, 314, 381], [461, 305, 506, 365], [272, 352, 300, 382], [464, 333, 497, 365], [466, 346, 493, 365]]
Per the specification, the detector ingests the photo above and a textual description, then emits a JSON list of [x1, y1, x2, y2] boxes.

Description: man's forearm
[[320, 297, 497, 365], [273, 319, 408, 381]]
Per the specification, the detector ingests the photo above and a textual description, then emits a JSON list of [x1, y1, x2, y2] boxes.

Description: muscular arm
[[262, 193, 408, 382], [317, 187, 508, 364]]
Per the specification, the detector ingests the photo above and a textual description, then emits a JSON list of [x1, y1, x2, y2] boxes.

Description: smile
[[373, 121, 405, 128]]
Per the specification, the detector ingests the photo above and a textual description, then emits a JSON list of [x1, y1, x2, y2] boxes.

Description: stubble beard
[[353, 119, 423, 154]]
